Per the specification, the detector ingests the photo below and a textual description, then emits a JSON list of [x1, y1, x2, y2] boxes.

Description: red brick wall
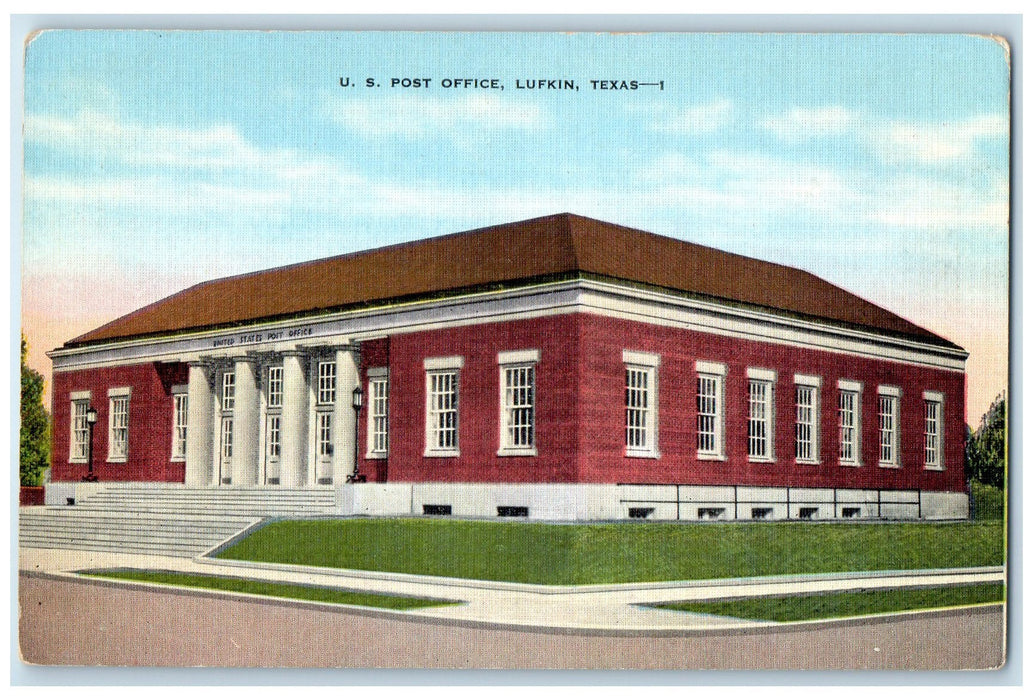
[[51, 362, 189, 482], [575, 314, 966, 492], [370, 315, 580, 483]]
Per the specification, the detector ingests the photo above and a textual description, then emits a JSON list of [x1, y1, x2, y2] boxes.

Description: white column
[[230, 357, 260, 486], [185, 363, 214, 486], [332, 347, 360, 485], [279, 353, 309, 488]]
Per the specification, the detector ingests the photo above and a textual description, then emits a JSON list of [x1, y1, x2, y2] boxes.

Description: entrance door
[[219, 416, 233, 484], [315, 410, 333, 484]]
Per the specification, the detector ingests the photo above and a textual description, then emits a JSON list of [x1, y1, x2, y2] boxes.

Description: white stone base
[[334, 483, 970, 521]]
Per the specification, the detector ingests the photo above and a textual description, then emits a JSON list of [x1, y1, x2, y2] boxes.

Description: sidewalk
[[18, 546, 1005, 633]]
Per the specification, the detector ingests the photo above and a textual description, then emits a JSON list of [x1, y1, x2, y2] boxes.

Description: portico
[[183, 344, 361, 487]]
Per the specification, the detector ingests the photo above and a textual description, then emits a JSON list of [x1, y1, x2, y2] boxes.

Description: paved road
[[18, 573, 1005, 670]]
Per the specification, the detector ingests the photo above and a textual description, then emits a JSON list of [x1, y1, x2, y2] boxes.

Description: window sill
[[697, 453, 726, 461], [748, 457, 776, 464], [365, 452, 388, 460], [878, 462, 901, 469], [69, 457, 88, 464], [839, 461, 862, 468], [170, 457, 186, 463], [625, 450, 660, 460], [107, 458, 128, 464], [497, 448, 538, 457], [923, 464, 945, 471], [424, 450, 460, 458], [795, 459, 821, 466]]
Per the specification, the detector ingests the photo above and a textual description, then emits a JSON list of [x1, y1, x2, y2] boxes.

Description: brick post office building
[[47, 214, 970, 520]]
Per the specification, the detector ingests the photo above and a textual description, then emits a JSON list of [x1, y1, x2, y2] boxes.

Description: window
[[624, 350, 660, 458], [795, 374, 821, 464], [878, 386, 901, 467], [317, 361, 336, 405], [696, 361, 726, 459], [221, 372, 235, 412], [108, 388, 131, 462], [838, 380, 862, 465], [317, 412, 333, 458], [424, 356, 463, 457], [171, 392, 188, 461], [924, 391, 944, 469], [70, 394, 91, 462], [747, 368, 775, 461], [267, 366, 283, 408], [220, 417, 233, 464], [367, 368, 389, 458], [266, 415, 281, 460], [498, 349, 540, 456]]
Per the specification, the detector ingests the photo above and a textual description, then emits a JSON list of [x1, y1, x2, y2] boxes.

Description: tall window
[[795, 376, 820, 463], [220, 417, 233, 461], [624, 350, 659, 458], [70, 397, 90, 462], [498, 349, 540, 456], [924, 391, 944, 469], [171, 393, 188, 461], [424, 356, 463, 457], [266, 414, 281, 460], [696, 361, 726, 459], [221, 371, 235, 412], [838, 380, 861, 465], [317, 361, 336, 405], [108, 391, 130, 462], [878, 387, 901, 467], [317, 412, 333, 458], [367, 369, 389, 458], [267, 366, 283, 408], [747, 369, 775, 461]]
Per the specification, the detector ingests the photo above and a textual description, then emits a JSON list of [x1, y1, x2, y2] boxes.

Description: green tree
[[965, 393, 1006, 489], [20, 334, 50, 486]]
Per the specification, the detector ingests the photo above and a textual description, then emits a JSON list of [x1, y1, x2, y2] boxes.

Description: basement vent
[[697, 507, 725, 520], [798, 507, 819, 520], [628, 507, 654, 519], [842, 507, 862, 518], [221, 478, 231, 485], [317, 478, 332, 485], [267, 478, 280, 485], [497, 506, 529, 518], [751, 508, 773, 520], [66, 497, 75, 506], [423, 504, 452, 516]]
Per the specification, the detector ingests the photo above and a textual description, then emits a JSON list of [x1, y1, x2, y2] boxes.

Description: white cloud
[[650, 99, 733, 135], [876, 114, 1009, 164], [759, 106, 857, 142], [327, 94, 546, 138]]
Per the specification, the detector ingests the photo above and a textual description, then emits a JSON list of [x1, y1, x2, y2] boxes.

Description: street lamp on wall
[[82, 406, 98, 482], [347, 385, 366, 483]]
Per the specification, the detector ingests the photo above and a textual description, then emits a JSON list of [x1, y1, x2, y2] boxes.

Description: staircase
[[19, 484, 336, 556]]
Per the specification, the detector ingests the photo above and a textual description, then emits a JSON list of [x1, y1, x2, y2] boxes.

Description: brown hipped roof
[[66, 213, 960, 350]]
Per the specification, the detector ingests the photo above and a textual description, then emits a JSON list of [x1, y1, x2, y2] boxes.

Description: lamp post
[[347, 385, 365, 483], [82, 406, 98, 482]]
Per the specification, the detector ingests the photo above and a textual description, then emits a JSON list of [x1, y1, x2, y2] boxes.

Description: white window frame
[[69, 391, 91, 463], [170, 387, 188, 462], [107, 387, 131, 463], [424, 356, 463, 458], [624, 350, 660, 459], [794, 374, 821, 465], [924, 390, 945, 470], [221, 371, 235, 412], [878, 385, 901, 468], [366, 367, 390, 459], [695, 361, 726, 460], [267, 366, 283, 408], [317, 361, 337, 405], [746, 368, 775, 462], [266, 414, 282, 462], [498, 349, 540, 457], [838, 379, 862, 466]]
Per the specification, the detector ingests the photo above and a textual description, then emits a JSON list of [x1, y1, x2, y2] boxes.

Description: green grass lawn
[[215, 519, 1004, 585], [83, 569, 456, 609], [654, 583, 1005, 622], [971, 483, 1005, 521]]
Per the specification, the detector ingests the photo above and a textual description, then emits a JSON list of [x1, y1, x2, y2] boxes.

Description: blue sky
[[21, 30, 1010, 423]]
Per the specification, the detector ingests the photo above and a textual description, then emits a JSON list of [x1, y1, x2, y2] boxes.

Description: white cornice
[[48, 278, 967, 373]]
